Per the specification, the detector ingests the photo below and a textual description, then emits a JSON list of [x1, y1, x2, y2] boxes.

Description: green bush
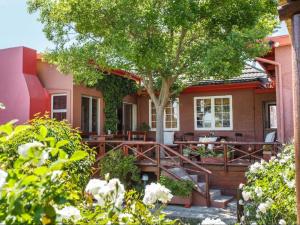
[[0, 122, 89, 224], [240, 144, 296, 225], [99, 149, 141, 189], [0, 116, 95, 189], [159, 176, 194, 197]]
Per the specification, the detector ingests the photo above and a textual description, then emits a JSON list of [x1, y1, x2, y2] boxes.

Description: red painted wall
[[0, 47, 50, 124]]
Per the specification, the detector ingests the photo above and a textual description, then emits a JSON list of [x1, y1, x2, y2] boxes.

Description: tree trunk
[[292, 13, 300, 225], [155, 106, 165, 144]]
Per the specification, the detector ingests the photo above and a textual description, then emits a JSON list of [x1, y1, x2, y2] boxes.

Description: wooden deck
[[86, 140, 281, 207]]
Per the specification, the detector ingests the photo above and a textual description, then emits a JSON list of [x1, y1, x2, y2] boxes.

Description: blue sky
[[0, 0, 289, 52]]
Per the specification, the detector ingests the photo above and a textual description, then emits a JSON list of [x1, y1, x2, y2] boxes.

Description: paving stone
[[163, 202, 237, 225]]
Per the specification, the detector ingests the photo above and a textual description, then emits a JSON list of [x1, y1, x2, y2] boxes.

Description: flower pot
[[201, 157, 224, 163], [170, 195, 192, 208], [263, 150, 272, 161]]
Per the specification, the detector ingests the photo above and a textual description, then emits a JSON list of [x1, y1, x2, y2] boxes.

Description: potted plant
[[159, 175, 194, 208], [196, 146, 224, 163]]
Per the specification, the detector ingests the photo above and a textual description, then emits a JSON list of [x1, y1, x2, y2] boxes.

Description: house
[[0, 35, 293, 144], [0, 35, 294, 207]]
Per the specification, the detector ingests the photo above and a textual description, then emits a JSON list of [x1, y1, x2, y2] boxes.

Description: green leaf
[[50, 148, 59, 157], [50, 160, 65, 170], [55, 140, 69, 149], [40, 126, 48, 138], [22, 175, 39, 185], [34, 167, 48, 175], [45, 137, 56, 148], [58, 149, 68, 159], [70, 150, 88, 161]]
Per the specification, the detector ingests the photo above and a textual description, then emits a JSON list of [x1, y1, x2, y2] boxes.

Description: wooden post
[[292, 12, 300, 225], [156, 144, 161, 181], [224, 143, 228, 172], [279, 2, 300, 222]]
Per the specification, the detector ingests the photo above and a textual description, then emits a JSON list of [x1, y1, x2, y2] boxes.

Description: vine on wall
[[95, 75, 138, 133]]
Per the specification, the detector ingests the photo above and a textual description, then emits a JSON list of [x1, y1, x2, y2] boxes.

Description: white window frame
[[194, 95, 233, 131], [51, 94, 67, 120], [81, 95, 100, 135], [149, 98, 180, 131]]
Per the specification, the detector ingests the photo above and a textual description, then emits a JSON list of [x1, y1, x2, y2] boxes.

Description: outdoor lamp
[[142, 174, 149, 186]]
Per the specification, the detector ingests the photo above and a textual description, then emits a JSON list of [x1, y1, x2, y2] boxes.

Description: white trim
[[51, 94, 67, 119], [149, 98, 180, 131], [194, 95, 233, 131]]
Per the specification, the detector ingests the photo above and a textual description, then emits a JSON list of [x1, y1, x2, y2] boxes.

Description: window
[[81, 96, 99, 133], [266, 103, 277, 129], [149, 99, 179, 131], [194, 96, 232, 130], [51, 94, 67, 121]]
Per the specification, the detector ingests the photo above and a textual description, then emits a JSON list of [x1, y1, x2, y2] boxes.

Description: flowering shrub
[[0, 125, 89, 224], [0, 120, 178, 225], [79, 177, 176, 225], [0, 116, 95, 188], [239, 144, 296, 224]]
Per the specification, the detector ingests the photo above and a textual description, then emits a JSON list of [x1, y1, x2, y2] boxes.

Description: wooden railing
[[175, 141, 282, 172], [93, 141, 212, 206]]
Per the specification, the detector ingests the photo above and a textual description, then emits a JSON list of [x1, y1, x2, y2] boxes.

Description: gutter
[[255, 57, 284, 142]]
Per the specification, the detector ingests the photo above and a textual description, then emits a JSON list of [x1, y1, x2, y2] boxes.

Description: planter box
[[170, 195, 192, 208], [201, 157, 224, 163]]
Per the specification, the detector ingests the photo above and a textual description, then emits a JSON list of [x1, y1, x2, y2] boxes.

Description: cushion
[[265, 131, 276, 143], [197, 137, 218, 150]]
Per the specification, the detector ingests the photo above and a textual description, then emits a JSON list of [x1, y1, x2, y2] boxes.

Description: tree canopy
[[27, 0, 278, 142]]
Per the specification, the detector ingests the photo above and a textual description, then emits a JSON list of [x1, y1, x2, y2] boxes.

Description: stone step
[[209, 189, 221, 198], [211, 195, 235, 208]]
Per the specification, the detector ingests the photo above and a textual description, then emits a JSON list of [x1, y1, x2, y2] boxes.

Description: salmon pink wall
[[0, 47, 49, 124], [275, 45, 294, 142], [37, 61, 73, 123], [73, 85, 104, 134]]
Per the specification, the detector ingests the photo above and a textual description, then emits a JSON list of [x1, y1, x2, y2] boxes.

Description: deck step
[[196, 182, 234, 208]]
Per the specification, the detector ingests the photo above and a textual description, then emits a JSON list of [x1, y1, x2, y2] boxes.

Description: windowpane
[[269, 105, 277, 129], [150, 99, 179, 130], [53, 95, 67, 110], [195, 96, 232, 130], [81, 97, 90, 133], [196, 99, 212, 128], [52, 112, 66, 121], [92, 98, 98, 132]]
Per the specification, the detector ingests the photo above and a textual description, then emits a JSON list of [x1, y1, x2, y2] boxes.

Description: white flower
[[56, 206, 81, 222], [38, 150, 49, 166], [249, 162, 263, 173], [255, 187, 263, 197], [238, 199, 244, 205], [51, 170, 63, 181], [18, 141, 44, 157], [0, 169, 8, 190], [258, 199, 273, 214], [258, 203, 268, 214], [143, 183, 173, 205], [85, 179, 107, 196], [286, 179, 295, 189], [251, 222, 257, 225], [239, 183, 244, 189], [201, 218, 226, 225], [242, 191, 251, 201], [85, 178, 125, 208], [279, 219, 287, 225], [0, 103, 5, 110], [240, 216, 245, 222]]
